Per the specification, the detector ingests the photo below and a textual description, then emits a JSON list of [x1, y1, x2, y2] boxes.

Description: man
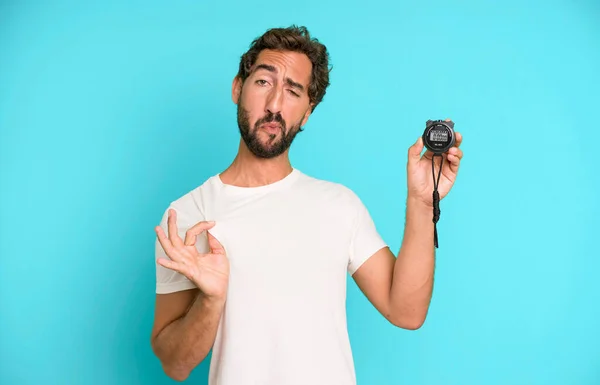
[[150, 25, 463, 384]]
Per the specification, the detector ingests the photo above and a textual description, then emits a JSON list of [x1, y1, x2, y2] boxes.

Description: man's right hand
[[155, 209, 230, 301]]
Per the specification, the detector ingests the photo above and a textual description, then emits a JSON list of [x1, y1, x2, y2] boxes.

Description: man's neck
[[219, 142, 294, 188]]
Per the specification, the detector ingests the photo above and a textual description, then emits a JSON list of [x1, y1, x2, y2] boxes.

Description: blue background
[[1, 0, 599, 384]]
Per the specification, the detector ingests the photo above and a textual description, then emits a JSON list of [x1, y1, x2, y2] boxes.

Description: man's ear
[[301, 105, 313, 127], [232, 76, 243, 104]]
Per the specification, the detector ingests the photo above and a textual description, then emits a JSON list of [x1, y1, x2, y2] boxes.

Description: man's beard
[[237, 103, 303, 159]]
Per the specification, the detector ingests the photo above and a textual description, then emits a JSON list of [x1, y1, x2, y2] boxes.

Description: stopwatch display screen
[[429, 130, 448, 142]]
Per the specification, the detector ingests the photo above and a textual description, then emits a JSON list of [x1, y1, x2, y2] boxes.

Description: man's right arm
[[150, 288, 225, 382]]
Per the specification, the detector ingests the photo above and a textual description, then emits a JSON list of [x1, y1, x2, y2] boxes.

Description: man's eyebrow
[[254, 64, 277, 74], [285, 78, 304, 92], [253, 64, 305, 92]]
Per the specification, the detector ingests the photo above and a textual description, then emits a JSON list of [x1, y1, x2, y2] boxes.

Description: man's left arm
[[352, 127, 463, 330], [352, 198, 435, 330]]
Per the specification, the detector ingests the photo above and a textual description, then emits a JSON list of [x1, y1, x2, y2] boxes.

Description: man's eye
[[256, 80, 268, 86], [288, 90, 299, 97]]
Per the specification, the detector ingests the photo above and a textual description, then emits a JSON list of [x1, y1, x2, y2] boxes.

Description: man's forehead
[[253, 50, 312, 83]]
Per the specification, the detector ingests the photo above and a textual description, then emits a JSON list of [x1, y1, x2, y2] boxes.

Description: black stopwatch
[[423, 119, 455, 154]]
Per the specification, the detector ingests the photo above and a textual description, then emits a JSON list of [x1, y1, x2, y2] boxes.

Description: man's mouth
[[261, 123, 282, 134]]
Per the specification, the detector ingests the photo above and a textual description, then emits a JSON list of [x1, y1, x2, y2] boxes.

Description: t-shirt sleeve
[[154, 204, 209, 294], [347, 194, 388, 275]]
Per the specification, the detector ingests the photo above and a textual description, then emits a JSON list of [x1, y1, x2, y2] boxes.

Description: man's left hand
[[406, 119, 463, 207]]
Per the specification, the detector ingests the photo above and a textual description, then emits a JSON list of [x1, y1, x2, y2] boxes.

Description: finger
[[155, 226, 181, 261], [157, 257, 185, 274], [408, 136, 425, 165], [447, 154, 460, 174], [184, 220, 216, 246], [207, 232, 225, 255], [448, 146, 463, 160], [167, 209, 185, 248], [454, 132, 462, 147]]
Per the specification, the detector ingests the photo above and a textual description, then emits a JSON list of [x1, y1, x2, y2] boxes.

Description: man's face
[[233, 49, 313, 159]]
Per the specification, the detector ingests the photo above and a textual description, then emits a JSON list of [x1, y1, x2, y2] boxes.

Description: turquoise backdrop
[[1, 0, 599, 384]]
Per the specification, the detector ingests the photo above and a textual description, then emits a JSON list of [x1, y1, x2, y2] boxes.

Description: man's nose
[[265, 88, 283, 115]]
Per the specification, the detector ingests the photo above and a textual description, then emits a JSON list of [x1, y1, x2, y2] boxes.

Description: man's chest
[[204, 195, 353, 277]]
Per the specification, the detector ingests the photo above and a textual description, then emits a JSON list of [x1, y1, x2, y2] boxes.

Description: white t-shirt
[[155, 168, 388, 385]]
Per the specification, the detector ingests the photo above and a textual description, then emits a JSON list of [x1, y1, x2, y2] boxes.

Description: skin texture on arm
[[150, 289, 225, 381], [352, 198, 436, 330]]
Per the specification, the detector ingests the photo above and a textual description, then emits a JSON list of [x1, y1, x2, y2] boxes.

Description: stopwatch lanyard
[[431, 153, 443, 248]]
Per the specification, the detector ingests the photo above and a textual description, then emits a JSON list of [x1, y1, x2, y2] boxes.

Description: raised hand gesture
[[407, 120, 463, 207], [155, 209, 229, 300]]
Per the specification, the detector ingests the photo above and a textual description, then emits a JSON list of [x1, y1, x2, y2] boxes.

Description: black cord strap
[[431, 154, 443, 248]]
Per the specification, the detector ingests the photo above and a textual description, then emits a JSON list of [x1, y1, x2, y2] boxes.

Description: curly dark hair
[[237, 25, 332, 112]]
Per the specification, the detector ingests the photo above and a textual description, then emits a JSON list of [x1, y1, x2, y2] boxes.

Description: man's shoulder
[[296, 170, 362, 204], [161, 175, 219, 221]]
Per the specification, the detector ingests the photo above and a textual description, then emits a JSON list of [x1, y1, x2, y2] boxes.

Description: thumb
[[408, 136, 424, 165], [207, 232, 225, 255]]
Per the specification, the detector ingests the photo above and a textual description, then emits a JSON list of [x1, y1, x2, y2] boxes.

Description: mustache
[[255, 111, 286, 130]]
